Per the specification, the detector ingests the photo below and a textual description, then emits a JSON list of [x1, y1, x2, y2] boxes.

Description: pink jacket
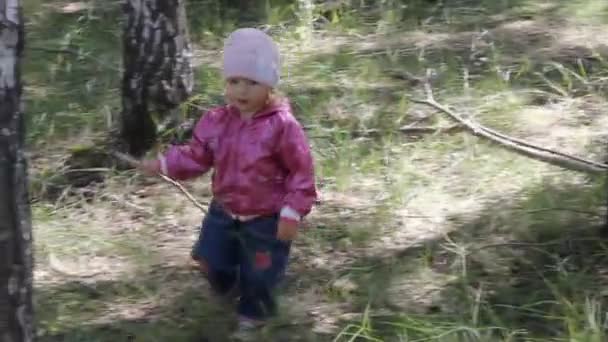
[[159, 100, 317, 225]]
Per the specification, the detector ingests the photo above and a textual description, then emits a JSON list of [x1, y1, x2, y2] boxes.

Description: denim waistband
[[210, 200, 277, 222]]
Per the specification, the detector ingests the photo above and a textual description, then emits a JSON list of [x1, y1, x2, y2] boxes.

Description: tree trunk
[[120, 0, 194, 157], [0, 1, 35, 341], [296, 0, 314, 43]]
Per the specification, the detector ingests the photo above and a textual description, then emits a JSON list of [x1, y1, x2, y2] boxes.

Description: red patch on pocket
[[254, 251, 272, 270]]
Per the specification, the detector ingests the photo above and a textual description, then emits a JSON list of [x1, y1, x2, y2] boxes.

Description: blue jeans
[[191, 201, 291, 320]]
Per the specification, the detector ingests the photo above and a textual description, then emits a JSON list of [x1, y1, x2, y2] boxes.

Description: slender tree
[[296, 0, 314, 43], [0, 0, 35, 340], [119, 0, 194, 157]]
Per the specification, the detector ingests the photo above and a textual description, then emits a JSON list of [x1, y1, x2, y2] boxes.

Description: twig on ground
[[353, 125, 464, 137], [101, 193, 156, 216], [309, 125, 464, 139], [400, 111, 440, 128], [410, 70, 608, 174], [471, 119, 607, 169], [29, 46, 123, 72], [63, 168, 113, 173], [473, 237, 603, 252], [112, 151, 207, 212], [28, 46, 81, 55], [534, 71, 570, 97], [522, 207, 601, 217], [398, 125, 464, 134]]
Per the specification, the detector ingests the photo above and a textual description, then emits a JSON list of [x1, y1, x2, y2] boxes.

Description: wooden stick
[[398, 125, 464, 134], [469, 116, 608, 169], [410, 72, 608, 174], [112, 151, 207, 212], [413, 95, 608, 169], [474, 237, 602, 252], [308, 125, 463, 140], [101, 193, 156, 216]]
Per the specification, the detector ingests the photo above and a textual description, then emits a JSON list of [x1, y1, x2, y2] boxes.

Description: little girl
[[138, 28, 317, 336]]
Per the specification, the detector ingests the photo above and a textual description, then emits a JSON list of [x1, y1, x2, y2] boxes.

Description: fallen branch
[[352, 125, 463, 138], [100, 193, 156, 217], [29, 46, 122, 72], [470, 118, 608, 170], [411, 72, 608, 174], [521, 207, 602, 217], [398, 125, 464, 134], [112, 151, 207, 212], [309, 125, 464, 139], [474, 237, 602, 252]]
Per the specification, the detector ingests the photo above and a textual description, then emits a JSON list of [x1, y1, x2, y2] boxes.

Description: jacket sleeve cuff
[[280, 206, 301, 221]]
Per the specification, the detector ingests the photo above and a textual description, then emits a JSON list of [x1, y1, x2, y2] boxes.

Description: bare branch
[[474, 237, 601, 252], [398, 125, 464, 134], [522, 207, 601, 216], [101, 193, 156, 217], [474, 119, 607, 169], [410, 72, 608, 175], [112, 152, 207, 212], [28, 46, 123, 72], [307, 125, 463, 139]]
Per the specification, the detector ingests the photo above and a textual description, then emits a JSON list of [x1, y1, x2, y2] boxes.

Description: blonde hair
[[268, 88, 286, 107]]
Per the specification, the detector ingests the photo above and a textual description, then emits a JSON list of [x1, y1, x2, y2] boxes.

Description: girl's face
[[225, 77, 272, 115]]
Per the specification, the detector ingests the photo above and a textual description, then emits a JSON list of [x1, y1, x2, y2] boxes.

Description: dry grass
[[27, 1, 608, 341]]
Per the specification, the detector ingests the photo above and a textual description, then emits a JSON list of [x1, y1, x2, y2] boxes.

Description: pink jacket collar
[[227, 98, 291, 119]]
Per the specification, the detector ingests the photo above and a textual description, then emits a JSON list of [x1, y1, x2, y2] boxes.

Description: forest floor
[[25, 1, 607, 341]]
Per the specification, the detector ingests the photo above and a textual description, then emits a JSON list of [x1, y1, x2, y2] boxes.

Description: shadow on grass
[[435, 176, 608, 340], [327, 174, 606, 341], [33, 174, 606, 341], [35, 250, 337, 342], [35, 266, 238, 342]]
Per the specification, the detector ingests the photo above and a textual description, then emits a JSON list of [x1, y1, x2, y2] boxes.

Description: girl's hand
[[277, 218, 298, 242], [138, 159, 161, 176]]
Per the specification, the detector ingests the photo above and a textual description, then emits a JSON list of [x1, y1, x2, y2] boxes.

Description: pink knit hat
[[222, 28, 281, 88]]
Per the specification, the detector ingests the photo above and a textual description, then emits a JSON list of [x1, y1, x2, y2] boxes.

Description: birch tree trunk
[[0, 0, 35, 341], [296, 0, 314, 44], [119, 0, 194, 157]]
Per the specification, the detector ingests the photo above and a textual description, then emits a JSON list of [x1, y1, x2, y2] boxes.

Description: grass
[[24, 0, 122, 145], [330, 175, 607, 341], [23, 0, 608, 341]]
